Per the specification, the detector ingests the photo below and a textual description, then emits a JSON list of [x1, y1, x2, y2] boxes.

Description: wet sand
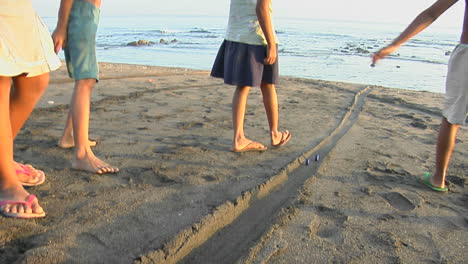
[[1, 62, 466, 263]]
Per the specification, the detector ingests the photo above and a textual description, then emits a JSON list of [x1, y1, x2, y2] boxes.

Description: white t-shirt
[[225, 0, 278, 45]]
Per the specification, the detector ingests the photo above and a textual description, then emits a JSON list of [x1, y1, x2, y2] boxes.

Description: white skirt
[[0, 0, 61, 77]]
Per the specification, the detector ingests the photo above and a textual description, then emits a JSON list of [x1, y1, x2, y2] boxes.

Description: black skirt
[[211, 40, 279, 87]]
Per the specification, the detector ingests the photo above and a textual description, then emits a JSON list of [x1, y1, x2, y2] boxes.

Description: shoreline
[[3, 62, 466, 263], [92, 59, 449, 94]]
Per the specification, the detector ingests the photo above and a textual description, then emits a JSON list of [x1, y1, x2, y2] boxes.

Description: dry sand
[[0, 62, 466, 264]]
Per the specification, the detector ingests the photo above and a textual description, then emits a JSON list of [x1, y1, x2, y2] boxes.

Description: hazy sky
[[34, 0, 464, 27]]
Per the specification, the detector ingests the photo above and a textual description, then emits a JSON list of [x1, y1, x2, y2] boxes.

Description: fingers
[[264, 45, 277, 65], [264, 55, 276, 65], [371, 50, 388, 66], [372, 48, 387, 66], [52, 30, 66, 54], [371, 53, 381, 66], [372, 45, 398, 66], [54, 43, 61, 54], [53, 40, 63, 54]]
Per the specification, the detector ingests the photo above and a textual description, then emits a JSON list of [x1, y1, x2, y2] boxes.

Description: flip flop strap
[[18, 163, 32, 172], [0, 194, 36, 207], [16, 169, 31, 176]]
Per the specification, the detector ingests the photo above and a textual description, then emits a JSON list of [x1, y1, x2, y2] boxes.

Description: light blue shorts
[[64, 0, 100, 81], [443, 44, 468, 125]]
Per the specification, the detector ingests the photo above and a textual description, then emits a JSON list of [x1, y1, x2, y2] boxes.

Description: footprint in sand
[[176, 121, 204, 130], [380, 192, 415, 211], [410, 119, 428, 129], [369, 161, 410, 176], [395, 113, 428, 129], [447, 175, 466, 187], [310, 205, 349, 245]]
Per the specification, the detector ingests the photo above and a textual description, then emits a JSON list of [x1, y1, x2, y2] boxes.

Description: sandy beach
[[1, 62, 466, 264]]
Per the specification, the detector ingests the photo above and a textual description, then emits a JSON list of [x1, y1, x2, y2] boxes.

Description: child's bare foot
[[72, 152, 119, 174], [58, 134, 97, 149], [0, 187, 45, 218]]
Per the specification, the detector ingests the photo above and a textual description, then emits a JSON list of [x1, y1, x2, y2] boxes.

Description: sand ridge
[[1, 63, 466, 263]]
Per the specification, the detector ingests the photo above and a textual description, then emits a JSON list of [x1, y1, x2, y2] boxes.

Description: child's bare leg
[[70, 79, 118, 174], [0, 76, 44, 215], [10, 73, 49, 138], [260, 82, 290, 146], [57, 109, 97, 149], [429, 117, 459, 188], [231, 85, 265, 151], [9, 74, 49, 183]]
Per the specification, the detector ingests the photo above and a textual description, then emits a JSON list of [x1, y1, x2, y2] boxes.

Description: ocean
[[42, 15, 461, 94]]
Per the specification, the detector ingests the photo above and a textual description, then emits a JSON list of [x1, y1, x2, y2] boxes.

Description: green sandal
[[419, 172, 448, 192]]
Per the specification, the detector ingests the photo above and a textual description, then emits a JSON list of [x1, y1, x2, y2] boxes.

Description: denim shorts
[[64, 0, 100, 81]]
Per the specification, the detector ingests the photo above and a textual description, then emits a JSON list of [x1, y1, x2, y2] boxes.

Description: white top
[[0, 0, 61, 77], [225, 0, 278, 45]]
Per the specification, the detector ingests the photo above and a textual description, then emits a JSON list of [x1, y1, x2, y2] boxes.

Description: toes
[[7, 203, 27, 214], [24, 205, 33, 214], [31, 203, 44, 214], [253, 142, 265, 149], [96, 166, 119, 174], [11, 204, 19, 214], [9, 205, 17, 214], [28, 196, 44, 214], [4, 204, 13, 214], [17, 204, 25, 214]]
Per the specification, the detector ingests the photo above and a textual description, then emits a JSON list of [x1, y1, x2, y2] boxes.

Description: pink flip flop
[[0, 194, 46, 219], [16, 163, 46, 187]]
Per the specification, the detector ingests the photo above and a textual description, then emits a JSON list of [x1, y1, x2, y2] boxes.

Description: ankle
[[233, 134, 245, 143], [74, 147, 94, 160], [270, 130, 279, 137], [431, 173, 445, 187]]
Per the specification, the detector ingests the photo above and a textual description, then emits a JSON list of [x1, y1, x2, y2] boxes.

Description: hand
[[264, 44, 277, 65], [51, 28, 67, 54], [372, 44, 399, 65]]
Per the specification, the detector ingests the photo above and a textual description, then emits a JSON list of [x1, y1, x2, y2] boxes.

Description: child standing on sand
[[0, 0, 61, 218], [52, 0, 118, 174], [211, 0, 291, 152], [373, 0, 468, 192]]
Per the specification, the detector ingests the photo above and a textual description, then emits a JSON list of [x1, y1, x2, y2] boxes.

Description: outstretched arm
[[256, 0, 277, 65], [52, 0, 74, 54], [373, 0, 458, 64]]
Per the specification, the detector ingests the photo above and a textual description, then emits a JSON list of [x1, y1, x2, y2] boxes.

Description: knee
[[75, 79, 97, 92], [260, 82, 275, 91], [236, 85, 251, 92]]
